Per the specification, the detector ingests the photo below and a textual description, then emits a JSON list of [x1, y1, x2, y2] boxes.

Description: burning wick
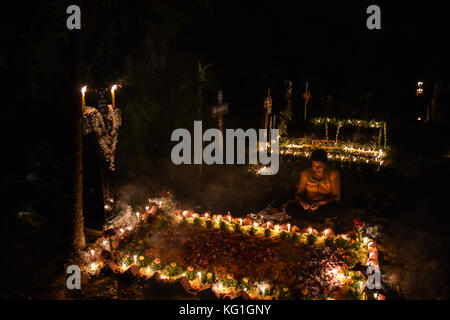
[[323, 229, 331, 237], [261, 286, 266, 296], [102, 240, 108, 250], [227, 216, 232, 223], [343, 234, 347, 239], [197, 272, 202, 281], [307, 227, 313, 234], [182, 210, 188, 218], [239, 218, 242, 226], [161, 275, 166, 280], [133, 255, 137, 265], [90, 249, 95, 260], [182, 273, 186, 277], [204, 213, 209, 219], [145, 206, 150, 212], [287, 224, 291, 232]]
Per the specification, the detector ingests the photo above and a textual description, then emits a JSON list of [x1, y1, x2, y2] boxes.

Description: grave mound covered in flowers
[[83, 195, 381, 300]]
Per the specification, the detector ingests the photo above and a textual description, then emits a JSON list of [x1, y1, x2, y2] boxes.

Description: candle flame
[[81, 86, 87, 94], [111, 84, 117, 92], [307, 227, 312, 234]]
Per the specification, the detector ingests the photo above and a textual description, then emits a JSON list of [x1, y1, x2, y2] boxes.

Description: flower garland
[[84, 105, 121, 170]]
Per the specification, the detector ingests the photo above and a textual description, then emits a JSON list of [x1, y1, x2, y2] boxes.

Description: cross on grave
[[211, 90, 229, 134], [264, 89, 272, 130], [302, 82, 311, 121]]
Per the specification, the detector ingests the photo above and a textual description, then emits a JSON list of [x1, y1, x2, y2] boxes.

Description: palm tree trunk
[[197, 87, 203, 181], [71, 27, 86, 252]]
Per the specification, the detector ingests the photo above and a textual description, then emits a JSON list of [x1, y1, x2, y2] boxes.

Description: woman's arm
[[311, 171, 340, 209], [295, 170, 310, 207]]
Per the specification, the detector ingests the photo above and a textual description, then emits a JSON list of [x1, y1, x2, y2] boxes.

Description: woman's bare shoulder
[[330, 169, 340, 178]]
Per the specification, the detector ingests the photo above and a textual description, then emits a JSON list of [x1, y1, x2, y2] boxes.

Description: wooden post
[[70, 26, 86, 251], [212, 90, 229, 151], [303, 82, 311, 121]]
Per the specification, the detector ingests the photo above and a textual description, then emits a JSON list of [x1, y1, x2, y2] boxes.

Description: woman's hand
[[300, 200, 311, 211]]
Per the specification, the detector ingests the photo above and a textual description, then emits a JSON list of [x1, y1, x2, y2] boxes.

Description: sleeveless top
[[305, 167, 332, 198]]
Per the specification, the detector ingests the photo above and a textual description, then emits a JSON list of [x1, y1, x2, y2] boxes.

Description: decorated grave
[[79, 194, 384, 300], [280, 117, 390, 166]]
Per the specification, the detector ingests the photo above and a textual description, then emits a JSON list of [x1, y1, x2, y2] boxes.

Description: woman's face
[[312, 160, 326, 178]]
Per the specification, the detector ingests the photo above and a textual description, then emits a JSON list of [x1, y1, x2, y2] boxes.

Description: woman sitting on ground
[[284, 149, 340, 223]]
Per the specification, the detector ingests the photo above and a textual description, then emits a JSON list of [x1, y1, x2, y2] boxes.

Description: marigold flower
[[188, 266, 194, 271], [154, 258, 160, 264], [301, 289, 308, 295]]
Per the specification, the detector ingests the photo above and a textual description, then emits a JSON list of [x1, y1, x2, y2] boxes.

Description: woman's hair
[[311, 149, 328, 163]]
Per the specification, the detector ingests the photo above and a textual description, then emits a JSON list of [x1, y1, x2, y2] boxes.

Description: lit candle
[[307, 227, 313, 234], [363, 237, 369, 245], [90, 249, 95, 260], [253, 222, 259, 228], [198, 272, 202, 282], [267, 222, 271, 229], [111, 85, 117, 108], [120, 228, 124, 234], [146, 267, 151, 275], [204, 213, 209, 219], [122, 262, 127, 270], [90, 263, 97, 274], [133, 255, 137, 265], [287, 223, 291, 232], [239, 218, 242, 225], [102, 240, 108, 250], [81, 86, 87, 112], [136, 212, 140, 220], [145, 206, 150, 212], [274, 225, 280, 232]]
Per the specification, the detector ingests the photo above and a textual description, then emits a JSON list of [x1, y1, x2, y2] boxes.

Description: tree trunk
[[197, 87, 203, 181], [71, 27, 86, 252]]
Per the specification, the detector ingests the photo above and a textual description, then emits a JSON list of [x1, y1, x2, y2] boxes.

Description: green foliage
[[165, 263, 182, 277], [223, 277, 238, 289], [279, 231, 290, 241], [335, 238, 351, 249], [219, 220, 230, 232], [324, 238, 335, 247], [193, 217, 202, 226], [307, 234, 317, 245]]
